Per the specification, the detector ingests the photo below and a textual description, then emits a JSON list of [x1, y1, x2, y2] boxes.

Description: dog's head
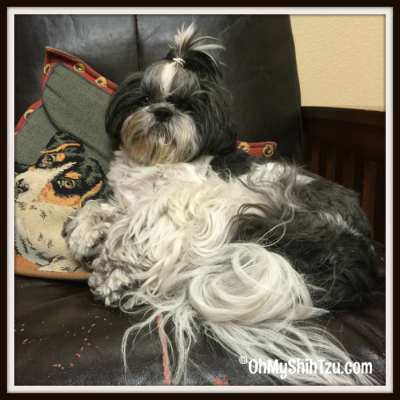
[[15, 132, 104, 209], [106, 23, 237, 166]]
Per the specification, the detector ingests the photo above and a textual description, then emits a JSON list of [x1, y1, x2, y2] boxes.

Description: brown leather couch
[[14, 14, 385, 386]]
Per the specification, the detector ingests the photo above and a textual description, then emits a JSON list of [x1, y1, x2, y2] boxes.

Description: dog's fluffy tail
[[119, 242, 378, 385]]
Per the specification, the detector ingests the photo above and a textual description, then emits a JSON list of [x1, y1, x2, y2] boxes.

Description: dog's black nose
[[153, 107, 173, 122], [15, 178, 29, 198]]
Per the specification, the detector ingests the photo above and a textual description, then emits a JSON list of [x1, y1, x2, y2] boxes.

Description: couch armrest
[[301, 106, 386, 245]]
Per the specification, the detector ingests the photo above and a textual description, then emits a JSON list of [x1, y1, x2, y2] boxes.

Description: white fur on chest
[[97, 151, 267, 281], [106, 150, 217, 211]]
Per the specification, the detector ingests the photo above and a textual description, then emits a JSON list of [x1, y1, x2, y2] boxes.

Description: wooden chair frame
[[302, 106, 385, 245]]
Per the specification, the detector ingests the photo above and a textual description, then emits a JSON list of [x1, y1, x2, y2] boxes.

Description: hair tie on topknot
[[173, 57, 185, 67], [164, 23, 225, 81]]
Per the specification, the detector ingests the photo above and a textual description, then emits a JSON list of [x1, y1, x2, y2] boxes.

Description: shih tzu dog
[[64, 24, 378, 385]]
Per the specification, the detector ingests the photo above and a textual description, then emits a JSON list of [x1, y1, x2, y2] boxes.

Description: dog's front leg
[[63, 200, 118, 267]]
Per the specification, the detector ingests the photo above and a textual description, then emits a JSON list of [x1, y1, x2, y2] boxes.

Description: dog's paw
[[88, 269, 135, 307], [66, 219, 110, 267]]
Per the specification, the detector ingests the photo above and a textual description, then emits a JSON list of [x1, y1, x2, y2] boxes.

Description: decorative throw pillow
[[15, 47, 117, 280], [14, 47, 277, 281]]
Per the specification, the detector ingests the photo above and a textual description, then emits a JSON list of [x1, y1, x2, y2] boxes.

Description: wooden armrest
[[301, 106, 386, 245]]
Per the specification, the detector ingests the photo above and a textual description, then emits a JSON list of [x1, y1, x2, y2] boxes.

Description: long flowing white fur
[[119, 243, 376, 385], [90, 153, 379, 385]]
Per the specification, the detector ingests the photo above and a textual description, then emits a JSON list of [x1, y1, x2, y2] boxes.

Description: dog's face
[[106, 24, 237, 166], [15, 143, 104, 210]]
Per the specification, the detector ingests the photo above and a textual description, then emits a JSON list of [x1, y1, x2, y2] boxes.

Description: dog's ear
[[79, 180, 104, 209], [77, 158, 106, 208], [42, 131, 85, 155], [105, 72, 144, 143], [164, 23, 225, 81]]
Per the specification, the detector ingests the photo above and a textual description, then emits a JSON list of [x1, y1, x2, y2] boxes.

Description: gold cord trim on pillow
[[73, 63, 86, 73], [43, 64, 51, 75], [95, 76, 107, 87], [24, 109, 34, 120]]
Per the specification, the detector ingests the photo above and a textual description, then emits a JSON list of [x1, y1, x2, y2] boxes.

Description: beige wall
[[290, 15, 385, 111]]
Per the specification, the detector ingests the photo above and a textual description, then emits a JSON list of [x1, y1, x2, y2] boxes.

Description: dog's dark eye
[[179, 102, 191, 111], [61, 179, 76, 189], [43, 155, 54, 164], [139, 96, 150, 105]]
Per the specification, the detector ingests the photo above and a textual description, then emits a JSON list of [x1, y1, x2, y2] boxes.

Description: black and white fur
[[65, 24, 378, 385]]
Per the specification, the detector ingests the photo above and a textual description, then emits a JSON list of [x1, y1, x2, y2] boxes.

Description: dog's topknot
[[164, 23, 225, 81]]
